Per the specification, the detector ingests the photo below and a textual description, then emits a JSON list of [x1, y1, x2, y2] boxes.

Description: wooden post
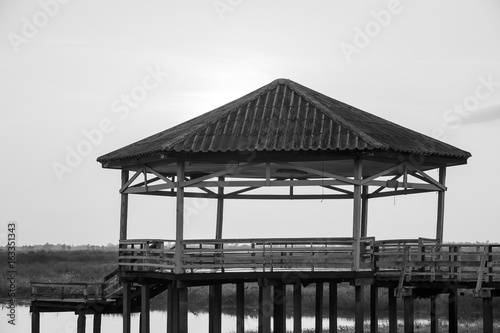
[[77, 314, 86, 333], [448, 291, 457, 333], [236, 283, 245, 333], [483, 296, 493, 333], [215, 176, 224, 239], [329, 282, 337, 333], [93, 313, 102, 333], [175, 160, 185, 274], [293, 283, 302, 333], [209, 284, 222, 333], [31, 310, 40, 333], [120, 170, 129, 240], [179, 287, 188, 333], [430, 295, 437, 333], [141, 285, 151, 333], [123, 281, 131, 333], [370, 285, 378, 333], [167, 283, 175, 333], [258, 284, 271, 333], [273, 284, 286, 333], [436, 167, 446, 243], [388, 287, 397, 333], [361, 185, 369, 238], [354, 285, 364, 333], [315, 283, 324, 333], [403, 296, 414, 333], [353, 158, 363, 271]]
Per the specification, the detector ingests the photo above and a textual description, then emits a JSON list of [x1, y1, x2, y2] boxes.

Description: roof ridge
[[282, 80, 385, 149]]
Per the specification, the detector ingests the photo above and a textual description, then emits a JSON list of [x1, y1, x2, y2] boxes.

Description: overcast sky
[[1, 0, 499, 246]]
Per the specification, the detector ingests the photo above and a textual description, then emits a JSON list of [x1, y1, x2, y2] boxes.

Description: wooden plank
[[406, 164, 446, 191], [119, 170, 140, 193], [436, 167, 446, 243], [329, 282, 337, 333], [315, 283, 324, 333], [120, 170, 129, 240], [175, 160, 185, 274], [145, 165, 175, 186], [271, 160, 359, 185], [236, 283, 245, 333], [293, 283, 302, 333]]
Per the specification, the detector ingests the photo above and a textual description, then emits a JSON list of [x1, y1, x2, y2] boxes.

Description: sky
[[1, 0, 499, 246]]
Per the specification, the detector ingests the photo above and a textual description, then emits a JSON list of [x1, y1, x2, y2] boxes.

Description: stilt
[[370, 285, 378, 333], [316, 283, 324, 333], [209, 285, 222, 333], [483, 296, 493, 333], [31, 310, 40, 333], [141, 285, 151, 333], [354, 285, 364, 333], [430, 295, 438, 333], [77, 314, 86, 333], [273, 284, 286, 333], [329, 282, 337, 333], [293, 283, 302, 333], [236, 283, 245, 333], [178, 287, 188, 333], [403, 296, 414, 333], [388, 287, 397, 333], [448, 291, 458, 333], [123, 281, 131, 333], [93, 313, 102, 333], [169, 283, 179, 333], [258, 284, 271, 333]]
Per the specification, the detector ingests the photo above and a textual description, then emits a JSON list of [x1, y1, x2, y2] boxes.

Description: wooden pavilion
[[31, 79, 500, 333]]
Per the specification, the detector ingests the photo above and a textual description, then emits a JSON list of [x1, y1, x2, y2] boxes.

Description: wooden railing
[[31, 282, 104, 301], [118, 237, 375, 273]]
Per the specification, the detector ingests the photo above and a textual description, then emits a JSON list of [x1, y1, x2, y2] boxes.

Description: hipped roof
[[97, 79, 471, 165]]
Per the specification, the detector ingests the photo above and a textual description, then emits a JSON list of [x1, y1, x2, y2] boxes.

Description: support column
[[388, 287, 397, 333], [120, 170, 129, 240], [258, 284, 272, 333], [483, 296, 494, 333], [354, 285, 364, 333], [93, 313, 102, 333], [329, 282, 337, 333], [31, 310, 40, 333], [436, 167, 446, 243], [315, 283, 324, 333], [236, 283, 245, 333], [353, 158, 363, 271], [209, 284, 222, 333], [175, 160, 185, 274], [403, 296, 414, 333], [370, 285, 378, 333], [273, 284, 286, 333], [430, 295, 438, 333], [361, 185, 369, 238], [215, 176, 224, 240], [179, 287, 188, 333], [123, 281, 131, 333], [167, 283, 175, 333], [293, 283, 302, 333], [448, 291, 458, 333], [141, 285, 151, 333], [77, 314, 86, 333]]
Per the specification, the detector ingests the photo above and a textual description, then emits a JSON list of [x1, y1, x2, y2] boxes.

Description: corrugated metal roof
[[97, 79, 471, 163]]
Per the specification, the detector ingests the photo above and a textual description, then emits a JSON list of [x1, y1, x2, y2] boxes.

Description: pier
[[31, 79, 498, 332]]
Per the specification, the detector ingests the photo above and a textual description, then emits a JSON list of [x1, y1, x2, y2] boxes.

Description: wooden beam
[[406, 164, 446, 191], [167, 283, 174, 333], [353, 158, 363, 271], [448, 291, 458, 333], [258, 284, 272, 333], [175, 160, 185, 274], [236, 283, 245, 333], [224, 194, 353, 200], [403, 296, 414, 333], [179, 287, 188, 333], [141, 285, 151, 333], [120, 170, 129, 241], [32, 310, 40, 333], [436, 167, 447, 243], [122, 281, 131, 333], [354, 286, 364, 333], [119, 170, 141, 193], [430, 295, 437, 333], [209, 285, 222, 333], [184, 161, 264, 187], [315, 283, 324, 333], [368, 188, 433, 199], [329, 282, 337, 333], [321, 185, 353, 195], [388, 287, 397, 333], [361, 185, 369, 238], [483, 296, 494, 333], [145, 165, 175, 186], [271, 160, 358, 185], [215, 177, 224, 240], [360, 162, 405, 185], [273, 284, 286, 333], [225, 186, 261, 196], [93, 313, 102, 333], [370, 285, 378, 333], [77, 314, 86, 333], [293, 283, 302, 333]]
